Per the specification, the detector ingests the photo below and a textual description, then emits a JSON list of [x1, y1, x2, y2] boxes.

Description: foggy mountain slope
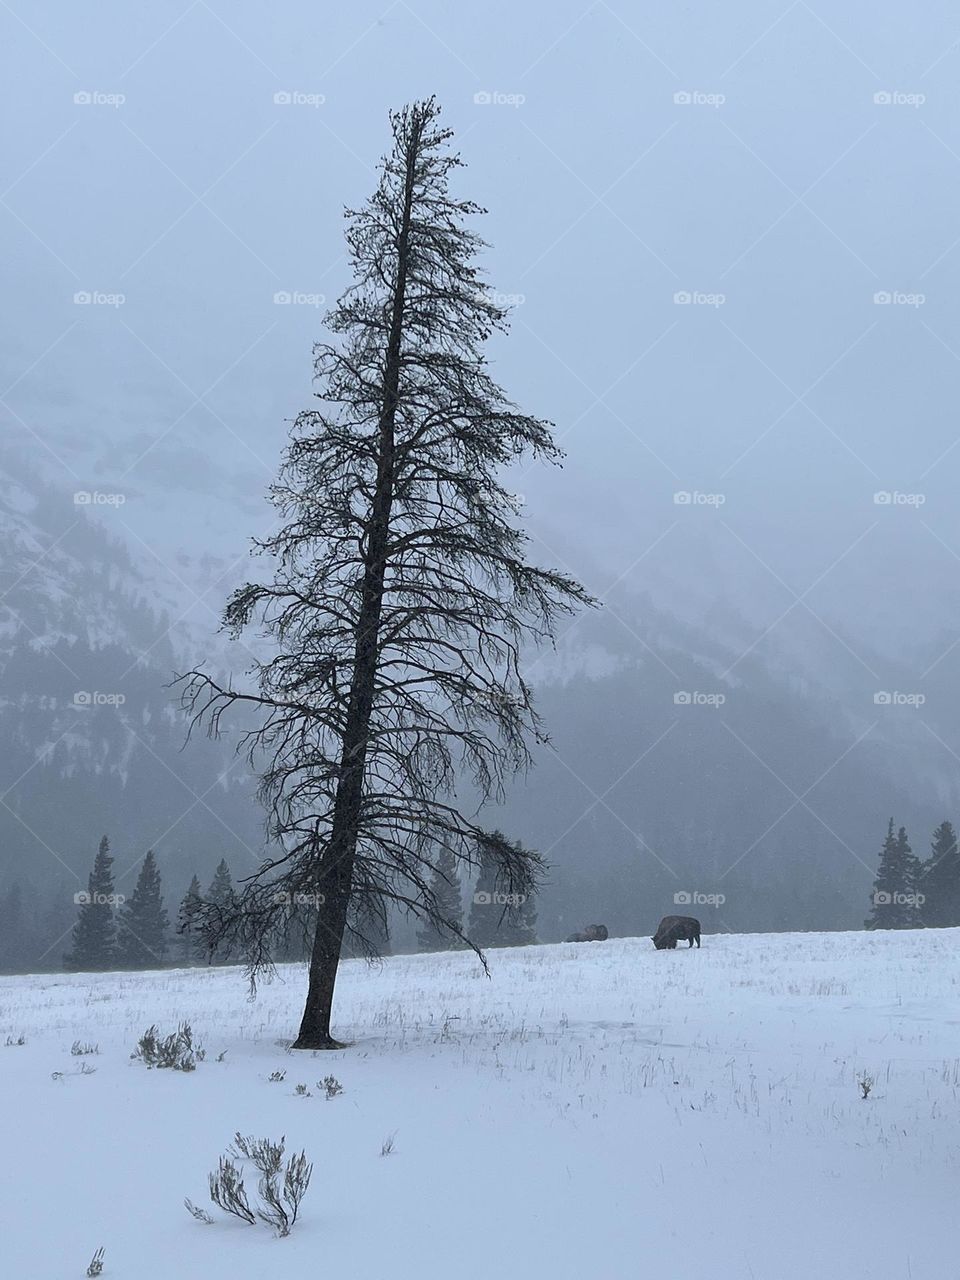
[[0, 456, 946, 958], [485, 602, 949, 939], [0, 456, 265, 959], [0, 454, 166, 661]]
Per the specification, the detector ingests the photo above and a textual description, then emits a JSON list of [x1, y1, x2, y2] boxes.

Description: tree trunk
[[291, 111, 423, 1050]]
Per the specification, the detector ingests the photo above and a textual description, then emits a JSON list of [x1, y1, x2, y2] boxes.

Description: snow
[[1, 928, 956, 1279]]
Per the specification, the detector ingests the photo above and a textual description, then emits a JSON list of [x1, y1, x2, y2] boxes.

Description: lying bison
[[652, 915, 700, 949], [565, 923, 609, 943]]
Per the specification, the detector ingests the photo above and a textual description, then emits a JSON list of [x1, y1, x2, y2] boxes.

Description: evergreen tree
[[206, 859, 237, 963], [497, 869, 538, 947], [865, 820, 922, 929], [467, 836, 501, 949], [64, 835, 118, 970], [920, 821, 960, 927], [177, 874, 204, 963], [207, 859, 235, 906], [467, 831, 537, 948], [117, 850, 169, 968], [417, 846, 464, 951]]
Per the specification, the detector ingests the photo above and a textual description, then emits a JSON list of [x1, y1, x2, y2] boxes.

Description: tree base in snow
[[290, 1032, 347, 1051]]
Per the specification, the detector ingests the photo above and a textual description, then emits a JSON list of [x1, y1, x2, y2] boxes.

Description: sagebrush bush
[[321, 1074, 343, 1100], [132, 1023, 204, 1071], [196, 1133, 312, 1237]]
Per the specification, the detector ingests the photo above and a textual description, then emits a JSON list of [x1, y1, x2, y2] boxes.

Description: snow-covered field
[[2, 929, 957, 1279]]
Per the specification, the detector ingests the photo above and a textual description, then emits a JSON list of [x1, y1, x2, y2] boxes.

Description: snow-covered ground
[[2, 929, 956, 1279]]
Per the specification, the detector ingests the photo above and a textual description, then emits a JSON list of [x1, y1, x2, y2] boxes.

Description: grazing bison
[[565, 923, 609, 943], [652, 915, 700, 949]]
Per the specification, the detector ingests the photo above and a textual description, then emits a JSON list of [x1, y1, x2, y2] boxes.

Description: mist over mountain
[[489, 602, 943, 941], [0, 454, 265, 970], [1, 438, 956, 970]]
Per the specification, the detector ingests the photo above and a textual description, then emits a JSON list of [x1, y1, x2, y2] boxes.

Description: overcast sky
[[4, 0, 960, 669]]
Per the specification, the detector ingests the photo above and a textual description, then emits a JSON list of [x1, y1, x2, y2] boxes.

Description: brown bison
[[652, 915, 701, 949], [565, 923, 609, 943]]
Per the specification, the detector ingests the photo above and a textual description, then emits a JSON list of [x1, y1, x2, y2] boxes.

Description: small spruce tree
[[865, 820, 922, 929], [416, 847, 465, 952], [64, 835, 118, 971], [497, 861, 539, 947], [467, 835, 501, 949], [117, 850, 170, 968], [207, 859, 236, 908], [467, 831, 538, 949], [177, 874, 204, 963], [206, 859, 237, 963], [920, 820, 960, 928]]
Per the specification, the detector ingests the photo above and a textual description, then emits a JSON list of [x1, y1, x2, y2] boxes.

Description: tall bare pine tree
[[181, 99, 591, 1047]]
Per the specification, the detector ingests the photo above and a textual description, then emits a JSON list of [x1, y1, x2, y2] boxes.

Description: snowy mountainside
[[0, 454, 264, 943]]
